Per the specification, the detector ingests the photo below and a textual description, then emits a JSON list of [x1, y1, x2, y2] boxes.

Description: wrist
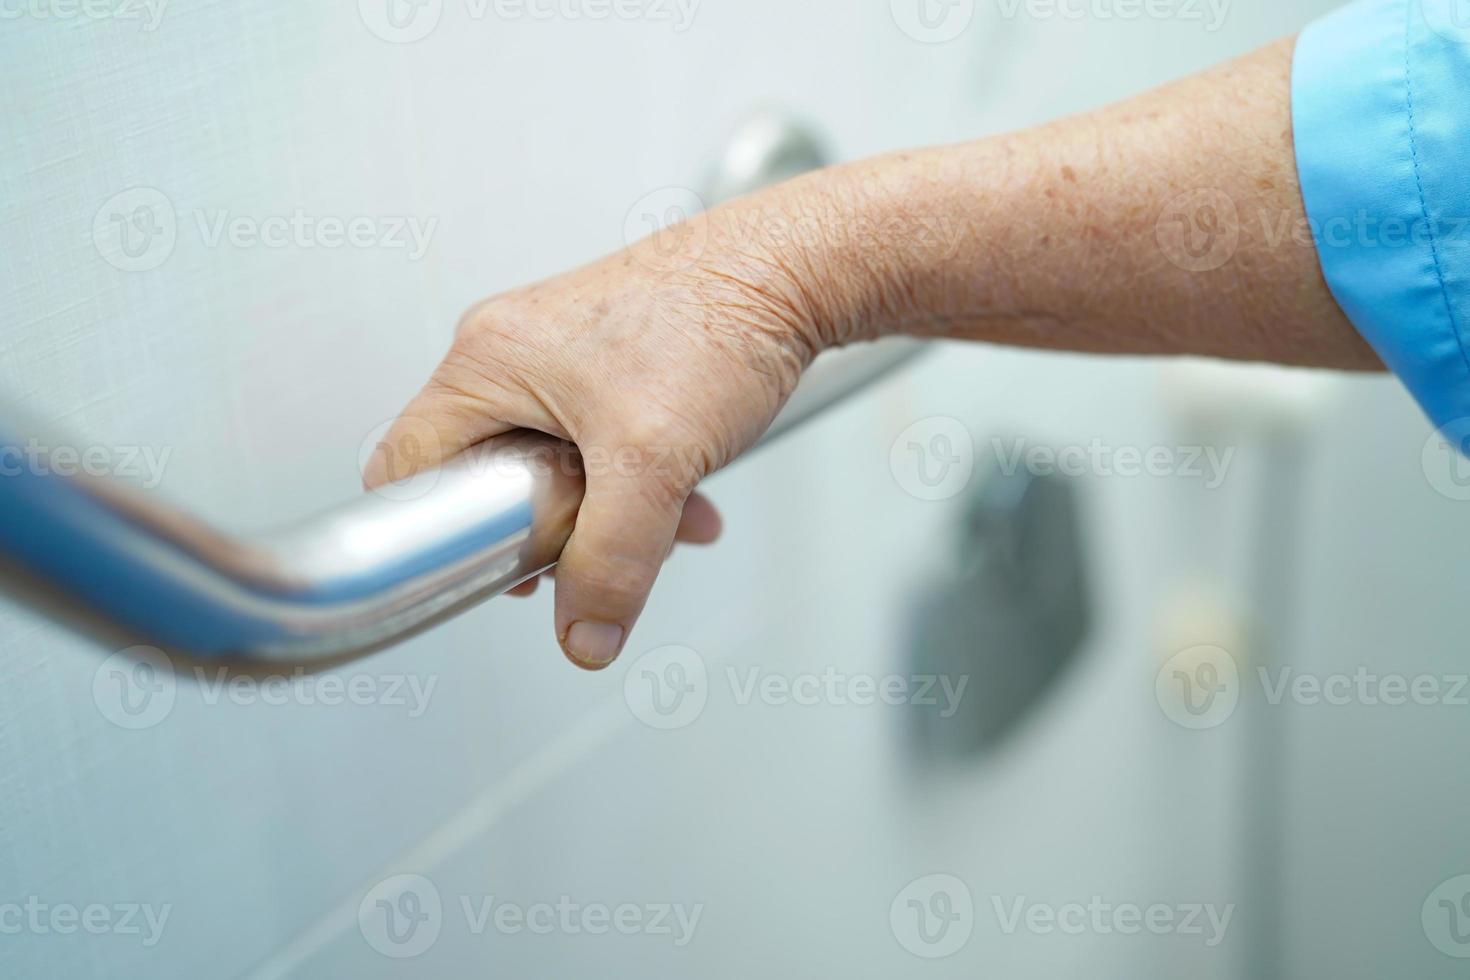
[[695, 166, 919, 355], [818, 150, 985, 343]]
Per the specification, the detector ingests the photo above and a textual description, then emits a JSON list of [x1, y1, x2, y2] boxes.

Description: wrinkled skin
[[366, 38, 1376, 670], [363, 208, 831, 669]]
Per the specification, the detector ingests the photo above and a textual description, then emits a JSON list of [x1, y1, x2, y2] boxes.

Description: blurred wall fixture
[[908, 457, 1091, 759], [705, 108, 830, 205]]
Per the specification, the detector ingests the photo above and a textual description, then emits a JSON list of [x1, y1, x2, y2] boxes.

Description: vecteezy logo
[[890, 0, 975, 43], [358, 0, 443, 43], [1156, 644, 1240, 730], [92, 187, 177, 272], [358, 874, 443, 958], [889, 874, 974, 958], [1422, 0, 1470, 44], [359, 417, 444, 502], [92, 646, 177, 730], [623, 645, 708, 730], [1155, 188, 1240, 273], [622, 187, 708, 273], [889, 416, 975, 502], [1423, 875, 1470, 958], [1422, 418, 1470, 501]]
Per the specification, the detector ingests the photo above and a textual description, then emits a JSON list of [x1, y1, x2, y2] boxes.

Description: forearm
[[382, 35, 1387, 667], [695, 36, 1378, 372]]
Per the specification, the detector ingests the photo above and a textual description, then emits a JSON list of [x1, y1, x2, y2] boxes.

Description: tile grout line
[[241, 511, 898, 979], [242, 695, 632, 980]]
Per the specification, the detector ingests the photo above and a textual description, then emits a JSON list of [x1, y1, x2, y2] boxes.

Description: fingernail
[[565, 621, 625, 668]]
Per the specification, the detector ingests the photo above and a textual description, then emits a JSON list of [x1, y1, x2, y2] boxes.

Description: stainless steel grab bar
[[0, 340, 921, 666]]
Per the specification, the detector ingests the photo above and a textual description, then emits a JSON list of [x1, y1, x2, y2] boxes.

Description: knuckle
[[636, 471, 695, 511], [453, 299, 494, 340], [429, 339, 534, 421], [569, 562, 653, 612], [594, 431, 706, 494], [616, 406, 692, 449], [449, 305, 557, 390], [424, 352, 492, 412]]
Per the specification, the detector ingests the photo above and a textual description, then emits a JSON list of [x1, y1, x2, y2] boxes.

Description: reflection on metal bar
[[0, 340, 921, 666]]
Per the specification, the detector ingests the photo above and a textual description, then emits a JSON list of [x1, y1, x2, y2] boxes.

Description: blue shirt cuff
[[1293, 0, 1470, 438]]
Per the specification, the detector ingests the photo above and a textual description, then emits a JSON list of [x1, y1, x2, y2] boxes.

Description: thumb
[[553, 469, 688, 670]]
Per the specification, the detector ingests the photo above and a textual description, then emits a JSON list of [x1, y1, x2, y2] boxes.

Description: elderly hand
[[362, 181, 861, 669], [365, 39, 1373, 671]]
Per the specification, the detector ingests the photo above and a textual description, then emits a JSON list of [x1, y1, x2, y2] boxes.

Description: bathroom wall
[[8, 2, 1456, 978]]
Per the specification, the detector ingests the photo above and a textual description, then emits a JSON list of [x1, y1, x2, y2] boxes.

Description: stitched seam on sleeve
[[1403, 0, 1470, 376]]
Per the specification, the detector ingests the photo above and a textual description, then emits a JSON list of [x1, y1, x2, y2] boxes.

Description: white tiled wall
[[12, 2, 1461, 979]]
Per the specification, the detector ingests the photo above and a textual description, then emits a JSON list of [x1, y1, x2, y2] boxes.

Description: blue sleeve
[[1293, 0, 1470, 439]]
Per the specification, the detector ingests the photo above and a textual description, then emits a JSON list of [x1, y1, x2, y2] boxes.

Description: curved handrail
[[0, 340, 921, 666]]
